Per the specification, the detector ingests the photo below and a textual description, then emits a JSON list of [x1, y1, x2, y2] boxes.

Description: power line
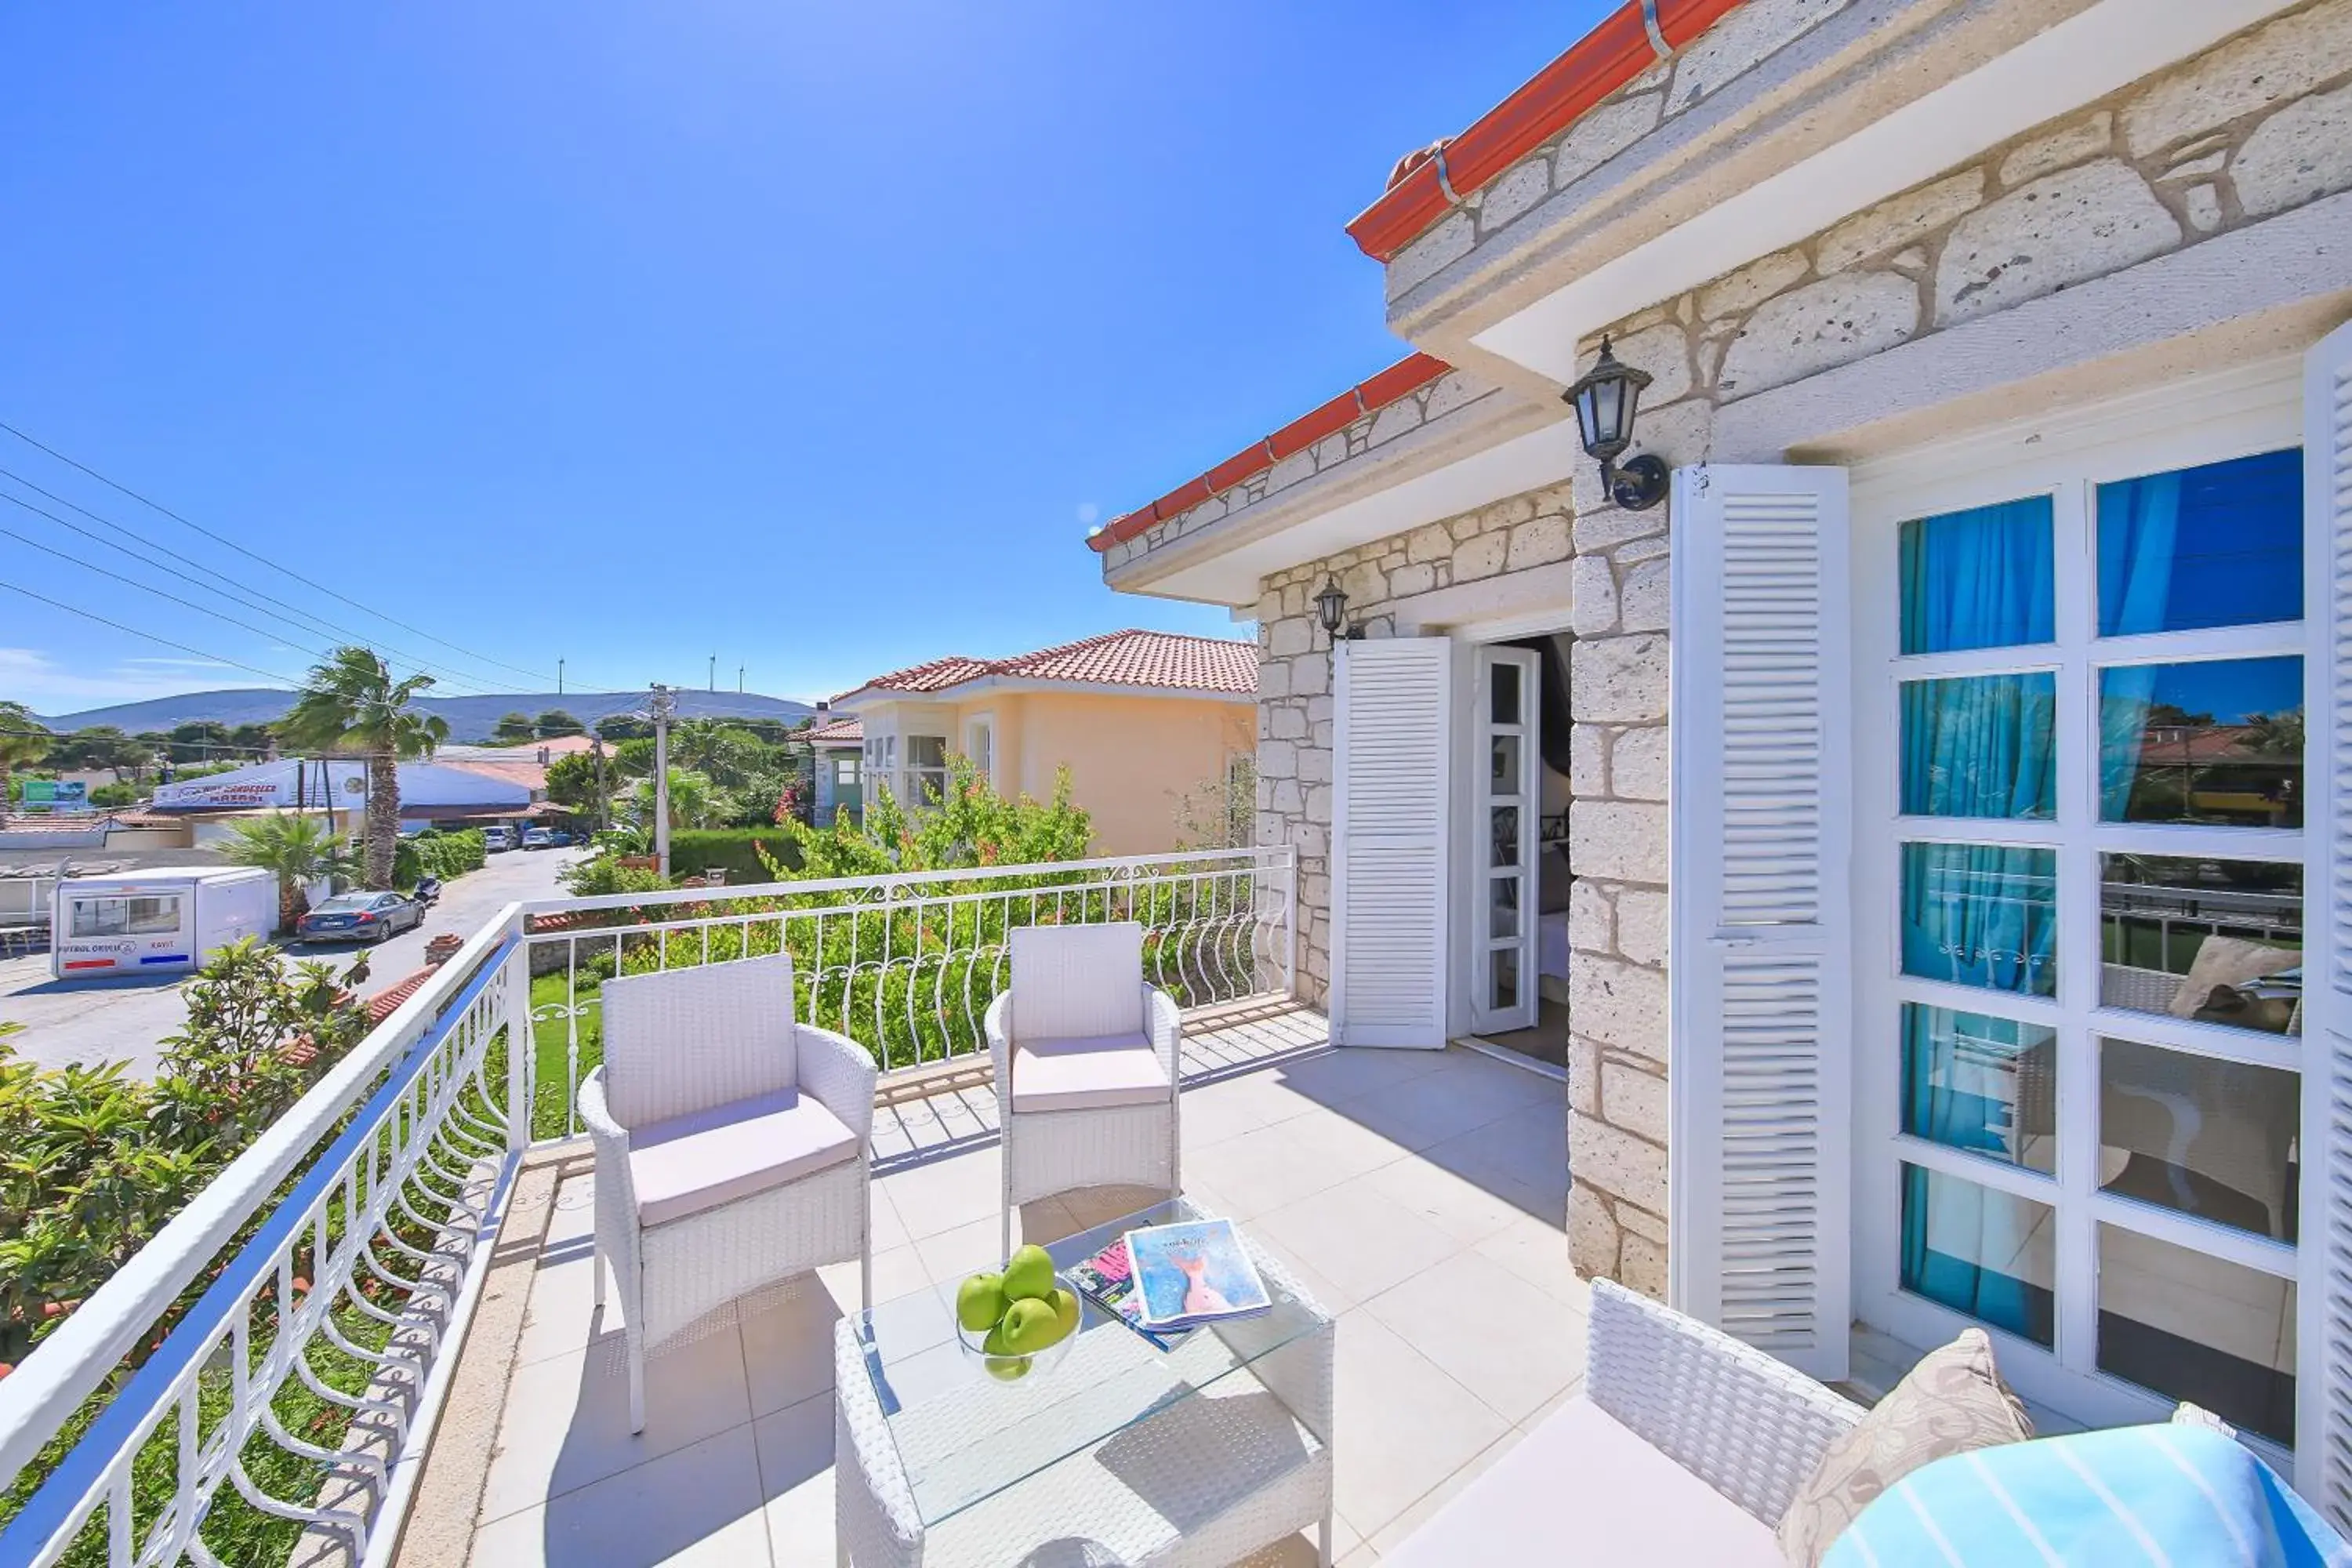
[[0, 466, 515, 696], [0, 420, 564, 687], [0, 579, 303, 686]]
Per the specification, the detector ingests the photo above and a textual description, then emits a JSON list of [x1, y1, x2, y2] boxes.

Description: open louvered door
[[1330, 637, 1452, 1047], [1668, 463, 1853, 1381], [2299, 321, 2352, 1527]]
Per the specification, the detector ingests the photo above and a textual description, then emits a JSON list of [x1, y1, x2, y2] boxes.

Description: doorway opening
[[1465, 633, 1573, 1070]]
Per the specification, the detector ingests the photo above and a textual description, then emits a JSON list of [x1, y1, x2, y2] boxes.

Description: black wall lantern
[[1564, 336, 1668, 511], [1314, 575, 1361, 645]]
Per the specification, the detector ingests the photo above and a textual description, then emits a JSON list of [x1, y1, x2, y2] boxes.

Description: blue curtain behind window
[[1901, 674, 2056, 818], [1901, 1165, 2052, 1346], [2096, 470, 2183, 639], [1900, 844, 2058, 996], [1900, 498, 2056, 655]]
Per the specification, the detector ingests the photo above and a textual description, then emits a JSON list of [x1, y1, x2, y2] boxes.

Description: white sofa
[[1385, 1279, 1864, 1565]]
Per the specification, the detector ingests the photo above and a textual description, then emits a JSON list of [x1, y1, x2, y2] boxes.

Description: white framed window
[[906, 734, 949, 805], [1851, 360, 2310, 1451], [71, 895, 181, 938], [963, 714, 994, 793]]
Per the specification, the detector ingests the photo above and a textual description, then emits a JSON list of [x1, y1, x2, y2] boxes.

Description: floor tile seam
[[483, 1408, 770, 1526]]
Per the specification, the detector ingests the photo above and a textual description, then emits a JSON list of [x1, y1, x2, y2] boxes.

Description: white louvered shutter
[[2299, 321, 2352, 1526], [1330, 637, 1452, 1048], [1667, 463, 1853, 1381]]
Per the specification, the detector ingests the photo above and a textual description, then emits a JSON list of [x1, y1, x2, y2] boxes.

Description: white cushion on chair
[[1008, 924, 1145, 1041], [1009, 1033, 1168, 1113], [1384, 1396, 1782, 1566], [628, 1087, 859, 1228]]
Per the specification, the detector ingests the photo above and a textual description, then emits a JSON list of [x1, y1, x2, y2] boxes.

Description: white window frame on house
[[1848, 354, 2314, 1453], [962, 713, 995, 793], [905, 733, 950, 805]]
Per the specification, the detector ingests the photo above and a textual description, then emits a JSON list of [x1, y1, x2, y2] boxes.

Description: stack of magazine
[[1067, 1217, 1273, 1351]]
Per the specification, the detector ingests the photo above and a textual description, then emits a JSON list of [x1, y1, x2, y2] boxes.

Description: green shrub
[[666, 828, 804, 884], [88, 782, 136, 808], [394, 827, 487, 888], [557, 855, 670, 897]]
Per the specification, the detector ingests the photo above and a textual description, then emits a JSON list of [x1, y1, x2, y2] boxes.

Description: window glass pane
[[1900, 673, 2056, 818], [1900, 1163, 2056, 1347], [1900, 497, 2055, 654], [1491, 948, 1519, 1011], [2099, 1038, 2299, 1242], [1490, 662, 1523, 727], [70, 898, 126, 938], [1490, 734, 1521, 796], [2098, 449, 2302, 637], [2100, 855, 2302, 1035], [125, 897, 180, 934], [1490, 806, 1520, 867], [2098, 1225, 2296, 1446], [906, 735, 947, 768], [1901, 1004, 2057, 1174], [1490, 876, 1520, 940], [1900, 844, 2057, 996], [2098, 657, 2303, 826]]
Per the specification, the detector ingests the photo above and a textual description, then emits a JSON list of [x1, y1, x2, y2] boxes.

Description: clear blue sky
[[0, 2, 1599, 717]]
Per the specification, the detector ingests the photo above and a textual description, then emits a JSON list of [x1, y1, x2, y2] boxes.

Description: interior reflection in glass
[[2100, 855, 2301, 1034], [2100, 1037, 2299, 1242], [2098, 657, 2303, 827]]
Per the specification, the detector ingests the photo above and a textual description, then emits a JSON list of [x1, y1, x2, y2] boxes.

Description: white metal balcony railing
[[0, 845, 1296, 1568]]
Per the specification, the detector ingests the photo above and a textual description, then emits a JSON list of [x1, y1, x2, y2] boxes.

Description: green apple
[[1051, 1287, 1081, 1341], [983, 1354, 1029, 1382], [1001, 1244, 1055, 1302], [956, 1272, 1007, 1334], [999, 1295, 1063, 1355], [982, 1323, 1015, 1356]]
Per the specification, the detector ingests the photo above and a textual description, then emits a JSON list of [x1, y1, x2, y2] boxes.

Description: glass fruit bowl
[[954, 1272, 1081, 1385]]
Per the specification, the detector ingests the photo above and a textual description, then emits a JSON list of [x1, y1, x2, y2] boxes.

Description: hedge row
[[666, 828, 804, 884], [395, 827, 488, 887]]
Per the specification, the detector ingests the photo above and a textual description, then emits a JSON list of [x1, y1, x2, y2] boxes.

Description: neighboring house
[[802, 714, 865, 826], [1094, 0, 2352, 1482], [833, 630, 1257, 855]]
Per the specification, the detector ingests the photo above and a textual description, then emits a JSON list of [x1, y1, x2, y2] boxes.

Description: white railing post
[[501, 904, 532, 1152], [1282, 844, 1299, 1000]]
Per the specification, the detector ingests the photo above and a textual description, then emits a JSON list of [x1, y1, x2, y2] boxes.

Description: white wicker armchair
[[578, 952, 877, 1432], [1386, 1279, 1864, 1565], [986, 923, 1181, 1257]]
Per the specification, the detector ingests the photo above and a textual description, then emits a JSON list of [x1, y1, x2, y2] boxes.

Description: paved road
[[0, 846, 586, 1077]]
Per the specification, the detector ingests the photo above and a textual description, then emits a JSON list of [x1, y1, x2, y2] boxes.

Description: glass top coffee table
[[832, 1197, 1338, 1568]]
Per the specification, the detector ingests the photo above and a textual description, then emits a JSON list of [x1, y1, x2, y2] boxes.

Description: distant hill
[[34, 688, 818, 741]]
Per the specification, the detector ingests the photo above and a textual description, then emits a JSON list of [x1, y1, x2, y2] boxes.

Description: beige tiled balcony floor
[[457, 1004, 1581, 1567]]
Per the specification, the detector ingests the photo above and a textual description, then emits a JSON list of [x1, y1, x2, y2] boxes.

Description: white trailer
[[50, 867, 276, 980]]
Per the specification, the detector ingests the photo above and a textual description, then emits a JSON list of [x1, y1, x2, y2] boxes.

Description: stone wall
[[1388, 0, 1859, 296], [1249, 485, 1573, 1007], [1555, 0, 2352, 1296], [1597, 0, 2352, 415]]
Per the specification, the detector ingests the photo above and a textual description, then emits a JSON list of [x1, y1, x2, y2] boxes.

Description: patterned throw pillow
[[1775, 1328, 2034, 1566]]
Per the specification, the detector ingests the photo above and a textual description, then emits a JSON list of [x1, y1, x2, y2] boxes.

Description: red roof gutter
[[1089, 351, 1450, 554], [1346, 0, 1748, 263]]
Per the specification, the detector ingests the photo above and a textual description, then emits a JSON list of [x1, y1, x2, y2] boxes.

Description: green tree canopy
[[279, 646, 448, 889], [534, 708, 586, 738], [221, 811, 358, 930], [490, 711, 535, 743]]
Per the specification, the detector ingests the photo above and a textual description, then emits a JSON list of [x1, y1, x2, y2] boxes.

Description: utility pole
[[557, 658, 565, 697], [649, 684, 676, 879], [708, 655, 717, 692], [591, 734, 609, 833], [737, 664, 745, 694]]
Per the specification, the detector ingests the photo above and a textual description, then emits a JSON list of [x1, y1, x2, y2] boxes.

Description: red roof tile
[[803, 717, 864, 745], [843, 630, 1255, 702], [365, 968, 438, 1026]]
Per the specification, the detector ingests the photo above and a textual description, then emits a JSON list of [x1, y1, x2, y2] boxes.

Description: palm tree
[[0, 701, 50, 808], [223, 811, 359, 931], [279, 647, 450, 888]]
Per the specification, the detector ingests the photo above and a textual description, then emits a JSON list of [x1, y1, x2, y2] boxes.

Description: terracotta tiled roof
[[842, 630, 1256, 702], [803, 717, 863, 746], [365, 968, 437, 1026]]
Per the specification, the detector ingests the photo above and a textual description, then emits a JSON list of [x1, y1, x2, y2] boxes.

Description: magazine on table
[[1066, 1237, 1190, 1352], [1122, 1218, 1272, 1331]]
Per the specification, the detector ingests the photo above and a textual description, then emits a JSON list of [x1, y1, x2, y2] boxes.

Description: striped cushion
[[1821, 1424, 2348, 1567]]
